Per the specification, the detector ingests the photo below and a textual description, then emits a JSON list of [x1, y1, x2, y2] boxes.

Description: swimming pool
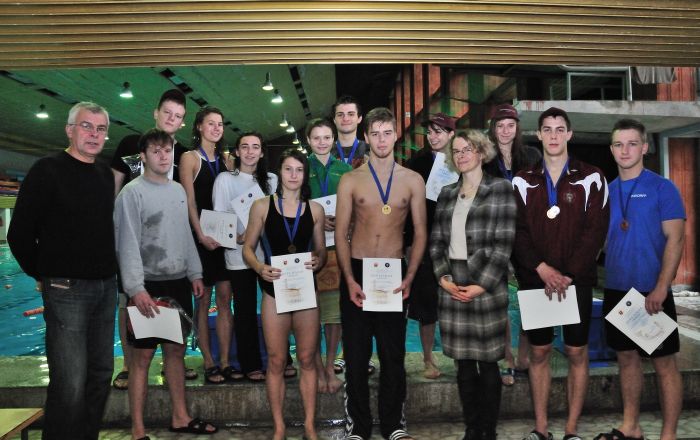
[[0, 245, 440, 356]]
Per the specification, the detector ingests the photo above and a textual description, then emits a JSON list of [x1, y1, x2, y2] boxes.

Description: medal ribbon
[[278, 196, 303, 250], [368, 160, 395, 207], [497, 157, 513, 182], [544, 159, 569, 208], [198, 147, 220, 179], [315, 156, 333, 197], [618, 174, 641, 224], [336, 138, 359, 165]]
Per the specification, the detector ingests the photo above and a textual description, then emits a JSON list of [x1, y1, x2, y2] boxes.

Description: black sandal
[[204, 366, 225, 384]]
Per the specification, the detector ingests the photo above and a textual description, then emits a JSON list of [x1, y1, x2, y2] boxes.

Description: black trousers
[[456, 359, 502, 437], [229, 268, 263, 373], [340, 258, 407, 440]]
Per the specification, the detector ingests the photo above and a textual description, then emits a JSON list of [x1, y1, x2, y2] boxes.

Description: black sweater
[[8, 152, 117, 280]]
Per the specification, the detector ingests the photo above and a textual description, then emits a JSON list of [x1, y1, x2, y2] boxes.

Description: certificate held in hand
[[271, 252, 317, 313], [605, 288, 678, 355], [311, 194, 336, 247], [362, 258, 402, 312], [517, 286, 580, 330], [199, 209, 237, 249]]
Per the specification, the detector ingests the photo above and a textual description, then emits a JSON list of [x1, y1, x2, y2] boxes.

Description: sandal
[[169, 417, 218, 435], [184, 367, 198, 380], [563, 435, 583, 440], [389, 429, 414, 439], [112, 370, 128, 390], [593, 428, 644, 440], [222, 366, 245, 382], [523, 430, 553, 440], [500, 367, 515, 386], [246, 370, 266, 382], [514, 367, 529, 377], [204, 366, 226, 384], [367, 360, 376, 375], [284, 363, 298, 378], [333, 359, 345, 374]]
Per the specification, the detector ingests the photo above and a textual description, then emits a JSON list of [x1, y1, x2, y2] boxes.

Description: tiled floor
[[13, 409, 700, 439]]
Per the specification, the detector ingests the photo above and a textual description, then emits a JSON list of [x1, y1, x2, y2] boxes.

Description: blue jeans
[[41, 276, 117, 440]]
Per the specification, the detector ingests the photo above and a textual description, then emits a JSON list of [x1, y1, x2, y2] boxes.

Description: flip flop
[[222, 366, 245, 382], [184, 367, 198, 380], [246, 370, 266, 382], [169, 417, 218, 435], [204, 366, 226, 384], [367, 360, 376, 375], [593, 428, 644, 440], [333, 359, 345, 374], [500, 367, 515, 386], [112, 371, 129, 390]]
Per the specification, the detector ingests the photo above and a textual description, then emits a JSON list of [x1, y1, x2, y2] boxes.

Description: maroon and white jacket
[[512, 157, 609, 289]]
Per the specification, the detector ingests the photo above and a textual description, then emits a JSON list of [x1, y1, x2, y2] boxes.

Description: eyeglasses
[[452, 146, 478, 156], [69, 121, 108, 135]]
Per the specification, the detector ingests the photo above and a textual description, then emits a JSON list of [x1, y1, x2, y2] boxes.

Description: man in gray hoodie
[[114, 128, 217, 438]]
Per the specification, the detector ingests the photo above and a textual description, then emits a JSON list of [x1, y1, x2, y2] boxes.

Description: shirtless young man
[[335, 107, 427, 440]]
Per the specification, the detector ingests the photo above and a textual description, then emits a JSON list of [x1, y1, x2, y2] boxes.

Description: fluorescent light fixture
[[120, 82, 133, 99], [36, 104, 49, 119], [262, 72, 274, 91], [271, 89, 283, 104], [292, 133, 300, 145], [279, 113, 289, 128], [286, 125, 295, 134]]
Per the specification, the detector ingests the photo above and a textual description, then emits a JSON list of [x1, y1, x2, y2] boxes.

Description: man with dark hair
[[332, 94, 368, 169], [110, 88, 198, 389], [335, 107, 427, 440], [115, 128, 217, 439], [406, 112, 456, 380], [8, 102, 117, 440], [595, 119, 684, 440], [512, 107, 609, 440]]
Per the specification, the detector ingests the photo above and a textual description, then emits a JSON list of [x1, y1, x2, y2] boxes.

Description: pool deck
[[0, 297, 699, 438]]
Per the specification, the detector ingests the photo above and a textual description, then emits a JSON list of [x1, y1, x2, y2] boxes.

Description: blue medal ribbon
[[497, 157, 513, 182], [336, 138, 359, 165], [368, 160, 396, 206], [618, 172, 641, 227], [544, 159, 569, 208], [314, 156, 333, 197], [198, 147, 220, 179], [277, 195, 303, 249]]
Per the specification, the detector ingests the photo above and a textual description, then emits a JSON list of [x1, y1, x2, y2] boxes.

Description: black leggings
[[456, 359, 502, 436]]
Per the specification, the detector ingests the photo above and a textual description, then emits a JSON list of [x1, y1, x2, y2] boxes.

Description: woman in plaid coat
[[430, 129, 517, 440]]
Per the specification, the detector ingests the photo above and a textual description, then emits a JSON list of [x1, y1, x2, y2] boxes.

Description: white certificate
[[271, 252, 317, 313], [127, 306, 183, 344], [425, 152, 460, 201], [517, 286, 580, 330], [605, 288, 678, 355], [199, 209, 237, 249], [312, 194, 336, 247], [232, 184, 266, 228], [362, 258, 403, 312]]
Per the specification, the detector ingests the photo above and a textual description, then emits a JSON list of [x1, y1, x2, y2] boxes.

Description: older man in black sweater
[[8, 102, 117, 440]]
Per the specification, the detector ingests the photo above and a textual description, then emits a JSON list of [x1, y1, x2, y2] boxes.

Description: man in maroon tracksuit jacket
[[512, 107, 609, 440]]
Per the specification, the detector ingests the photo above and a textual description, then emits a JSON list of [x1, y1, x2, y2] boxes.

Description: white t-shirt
[[212, 170, 278, 270]]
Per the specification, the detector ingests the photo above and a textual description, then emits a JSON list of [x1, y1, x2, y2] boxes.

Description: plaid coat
[[429, 173, 516, 361]]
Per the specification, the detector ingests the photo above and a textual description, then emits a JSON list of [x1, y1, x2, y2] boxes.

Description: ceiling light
[[292, 133, 300, 145], [120, 82, 133, 99], [262, 72, 274, 91], [271, 89, 283, 104], [35, 104, 48, 119], [279, 113, 289, 128], [286, 125, 295, 134]]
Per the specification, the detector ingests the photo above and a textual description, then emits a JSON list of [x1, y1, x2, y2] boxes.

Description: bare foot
[[326, 369, 344, 393], [304, 422, 319, 440], [423, 361, 441, 379], [272, 427, 286, 440]]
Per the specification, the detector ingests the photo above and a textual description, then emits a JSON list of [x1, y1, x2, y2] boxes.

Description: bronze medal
[[288, 245, 296, 253], [621, 220, 629, 231], [382, 204, 391, 215]]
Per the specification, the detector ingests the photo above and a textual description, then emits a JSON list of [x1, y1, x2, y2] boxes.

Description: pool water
[[0, 245, 440, 356]]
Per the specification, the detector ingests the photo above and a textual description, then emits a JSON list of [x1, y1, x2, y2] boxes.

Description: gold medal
[[288, 245, 296, 253], [621, 220, 629, 231], [382, 204, 391, 215]]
